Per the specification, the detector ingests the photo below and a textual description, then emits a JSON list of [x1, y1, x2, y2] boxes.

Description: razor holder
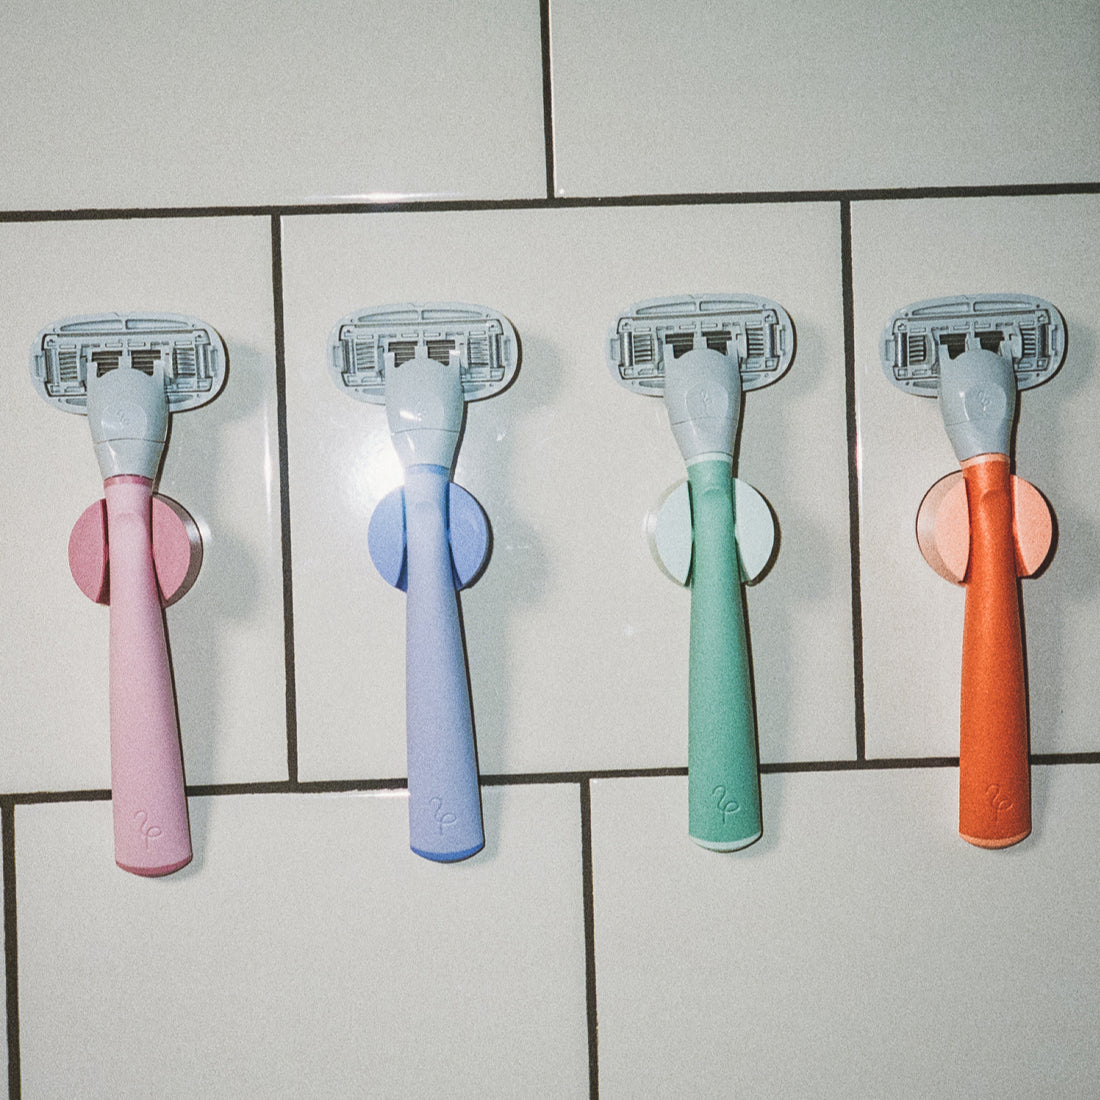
[[881, 294, 1066, 849], [30, 313, 226, 876], [330, 304, 518, 863], [609, 294, 794, 851]]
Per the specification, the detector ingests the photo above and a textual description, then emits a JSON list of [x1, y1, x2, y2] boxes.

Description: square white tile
[[853, 195, 1100, 758], [590, 767, 1100, 1098], [0, 217, 287, 789], [281, 203, 855, 782], [0, 0, 547, 210], [15, 787, 588, 1098], [549, 0, 1100, 196]]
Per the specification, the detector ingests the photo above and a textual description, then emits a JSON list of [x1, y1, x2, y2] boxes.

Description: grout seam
[[579, 779, 599, 1099], [0, 181, 1097, 224], [539, 0, 556, 200], [2, 801, 20, 1100], [839, 201, 867, 760], [270, 215, 300, 787], [2, 753, 1097, 806]]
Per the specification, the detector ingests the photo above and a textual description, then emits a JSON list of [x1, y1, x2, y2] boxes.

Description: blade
[[607, 293, 795, 395], [329, 302, 519, 405], [880, 294, 1066, 395], [30, 313, 226, 414]]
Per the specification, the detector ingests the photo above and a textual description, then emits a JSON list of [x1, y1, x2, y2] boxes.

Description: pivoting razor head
[[30, 313, 226, 414], [329, 302, 519, 405], [607, 294, 795, 395], [880, 294, 1066, 396]]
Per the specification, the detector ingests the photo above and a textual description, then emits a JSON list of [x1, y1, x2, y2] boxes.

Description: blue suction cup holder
[[368, 481, 491, 591]]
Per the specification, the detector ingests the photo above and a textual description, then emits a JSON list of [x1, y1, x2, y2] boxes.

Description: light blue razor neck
[[86, 362, 169, 480], [938, 345, 1018, 461], [663, 345, 743, 464], [385, 351, 465, 470]]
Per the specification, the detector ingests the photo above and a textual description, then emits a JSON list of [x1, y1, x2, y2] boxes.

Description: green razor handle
[[686, 459, 762, 850], [609, 293, 793, 851]]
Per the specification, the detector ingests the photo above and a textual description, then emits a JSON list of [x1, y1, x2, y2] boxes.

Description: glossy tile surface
[[0, 0, 546, 211], [16, 786, 588, 1098], [549, 0, 1100, 196], [282, 204, 855, 781], [590, 767, 1100, 1098], [0, 217, 286, 790], [853, 195, 1100, 758]]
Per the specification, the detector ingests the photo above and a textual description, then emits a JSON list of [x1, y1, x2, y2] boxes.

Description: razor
[[329, 303, 518, 862], [608, 294, 794, 850], [881, 294, 1066, 848], [30, 312, 226, 875]]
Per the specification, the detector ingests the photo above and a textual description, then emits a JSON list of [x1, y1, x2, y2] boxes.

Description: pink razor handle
[[102, 475, 192, 875]]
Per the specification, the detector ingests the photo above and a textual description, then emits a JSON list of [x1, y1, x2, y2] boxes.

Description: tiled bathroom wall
[[2, 2, 1099, 1097]]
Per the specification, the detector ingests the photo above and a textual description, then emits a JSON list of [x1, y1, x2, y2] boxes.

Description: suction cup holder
[[915, 470, 1053, 585], [69, 494, 203, 606], [368, 482, 490, 591], [647, 477, 776, 586]]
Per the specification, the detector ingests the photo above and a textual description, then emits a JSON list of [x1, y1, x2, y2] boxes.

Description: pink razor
[[31, 314, 226, 875]]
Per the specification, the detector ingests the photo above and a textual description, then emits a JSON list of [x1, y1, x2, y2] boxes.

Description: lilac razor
[[329, 303, 518, 861]]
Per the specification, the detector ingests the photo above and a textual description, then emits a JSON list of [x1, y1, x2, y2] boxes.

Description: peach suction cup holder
[[30, 313, 226, 875], [881, 295, 1066, 849]]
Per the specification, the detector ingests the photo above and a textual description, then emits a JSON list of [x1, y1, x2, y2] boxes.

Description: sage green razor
[[608, 294, 794, 850]]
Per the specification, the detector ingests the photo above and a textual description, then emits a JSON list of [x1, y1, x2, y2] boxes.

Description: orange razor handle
[[958, 456, 1030, 848]]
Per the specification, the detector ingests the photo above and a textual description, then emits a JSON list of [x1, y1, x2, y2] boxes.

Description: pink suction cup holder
[[69, 484, 204, 876]]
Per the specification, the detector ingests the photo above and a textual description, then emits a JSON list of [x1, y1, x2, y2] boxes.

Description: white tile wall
[[0, 0, 547, 211], [282, 204, 854, 780], [0, 217, 287, 792], [2, 2, 1098, 1098], [591, 768, 1100, 1097], [549, 0, 1100, 197], [854, 195, 1100, 759], [15, 787, 588, 1098]]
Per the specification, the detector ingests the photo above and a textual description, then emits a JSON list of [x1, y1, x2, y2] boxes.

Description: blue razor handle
[[402, 463, 484, 861], [369, 473, 491, 862], [330, 304, 519, 862]]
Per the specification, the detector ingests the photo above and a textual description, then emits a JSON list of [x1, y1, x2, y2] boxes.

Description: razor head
[[329, 302, 519, 405], [880, 294, 1066, 396], [607, 294, 794, 395], [30, 313, 226, 414]]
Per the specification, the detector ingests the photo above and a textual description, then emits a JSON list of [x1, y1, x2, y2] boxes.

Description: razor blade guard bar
[[880, 294, 1065, 396], [331, 302, 517, 862], [329, 302, 518, 405], [880, 293, 1066, 850], [609, 293, 794, 851], [31, 312, 226, 413], [608, 293, 794, 395]]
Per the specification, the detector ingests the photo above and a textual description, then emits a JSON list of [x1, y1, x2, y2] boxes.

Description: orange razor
[[881, 295, 1067, 848]]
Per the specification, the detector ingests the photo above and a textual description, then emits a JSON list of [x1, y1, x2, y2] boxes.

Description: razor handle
[[957, 455, 1031, 848], [103, 476, 192, 875], [402, 463, 485, 862], [686, 459, 763, 850]]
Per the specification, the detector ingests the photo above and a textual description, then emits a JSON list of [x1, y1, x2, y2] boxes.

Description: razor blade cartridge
[[881, 294, 1066, 395], [30, 313, 226, 414], [329, 303, 519, 405], [608, 294, 794, 394]]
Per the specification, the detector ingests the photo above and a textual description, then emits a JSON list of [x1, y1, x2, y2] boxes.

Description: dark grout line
[[539, 0, 556, 200], [3, 801, 20, 1100], [270, 215, 300, 787], [839, 201, 867, 761], [1, 753, 1096, 806], [579, 779, 599, 1100], [0, 181, 1097, 223], [760, 757, 958, 772]]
